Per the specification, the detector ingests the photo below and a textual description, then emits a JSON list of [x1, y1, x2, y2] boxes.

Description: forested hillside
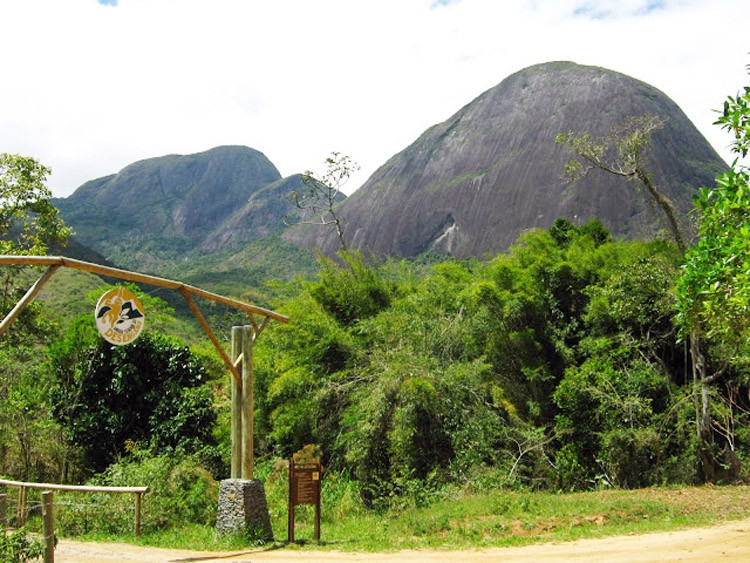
[[255, 225, 703, 499]]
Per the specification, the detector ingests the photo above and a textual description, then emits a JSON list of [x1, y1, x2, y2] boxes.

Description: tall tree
[[0, 153, 70, 257], [49, 327, 217, 473], [286, 152, 358, 251], [1, 153, 71, 323], [677, 66, 750, 435], [556, 115, 687, 254], [0, 154, 72, 480], [556, 115, 721, 479]]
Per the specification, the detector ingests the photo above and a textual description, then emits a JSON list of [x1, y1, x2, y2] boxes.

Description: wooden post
[[231, 327, 242, 479], [17, 486, 28, 527], [241, 325, 254, 480], [133, 492, 142, 537], [288, 460, 295, 544], [0, 493, 6, 533], [42, 491, 54, 563]]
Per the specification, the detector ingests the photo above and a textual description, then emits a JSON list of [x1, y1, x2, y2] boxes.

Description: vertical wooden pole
[[241, 325, 254, 480], [133, 492, 142, 537], [0, 493, 6, 533], [42, 491, 54, 563], [17, 486, 28, 527], [231, 326, 242, 479], [314, 485, 321, 542], [288, 459, 295, 543]]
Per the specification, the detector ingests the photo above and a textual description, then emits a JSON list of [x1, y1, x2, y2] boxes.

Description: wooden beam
[[0, 478, 148, 493], [180, 288, 242, 387], [0, 264, 60, 337], [253, 317, 270, 342], [0, 255, 289, 324]]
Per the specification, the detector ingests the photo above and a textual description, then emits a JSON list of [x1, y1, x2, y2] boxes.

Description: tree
[[678, 65, 750, 353], [0, 154, 73, 480], [286, 152, 358, 251], [49, 328, 217, 473], [556, 116, 726, 479], [555, 115, 687, 254], [676, 65, 750, 479], [1, 153, 71, 335], [0, 153, 70, 257]]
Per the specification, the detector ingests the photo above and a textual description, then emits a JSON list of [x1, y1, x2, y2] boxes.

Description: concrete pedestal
[[216, 478, 273, 540]]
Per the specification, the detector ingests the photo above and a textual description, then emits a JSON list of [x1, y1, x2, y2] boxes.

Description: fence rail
[[0, 478, 148, 537]]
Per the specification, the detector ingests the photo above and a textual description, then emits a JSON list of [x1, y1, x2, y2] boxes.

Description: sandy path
[[54, 518, 750, 562]]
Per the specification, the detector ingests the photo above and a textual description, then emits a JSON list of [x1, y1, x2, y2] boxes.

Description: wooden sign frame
[[288, 459, 322, 542]]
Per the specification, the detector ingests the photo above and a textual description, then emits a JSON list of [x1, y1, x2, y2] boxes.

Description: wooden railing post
[[133, 491, 142, 537], [17, 486, 28, 527], [42, 491, 55, 563]]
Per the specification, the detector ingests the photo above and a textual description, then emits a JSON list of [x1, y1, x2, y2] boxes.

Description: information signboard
[[288, 459, 322, 542]]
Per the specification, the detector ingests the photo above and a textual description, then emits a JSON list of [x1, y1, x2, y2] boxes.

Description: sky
[[1, 0, 748, 198]]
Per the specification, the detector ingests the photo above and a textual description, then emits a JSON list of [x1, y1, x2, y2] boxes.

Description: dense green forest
[[1, 68, 750, 536]]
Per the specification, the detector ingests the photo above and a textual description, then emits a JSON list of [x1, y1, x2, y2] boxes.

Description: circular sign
[[95, 287, 145, 345]]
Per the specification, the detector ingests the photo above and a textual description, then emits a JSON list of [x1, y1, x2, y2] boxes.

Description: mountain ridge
[[53, 145, 311, 273], [54, 62, 728, 284]]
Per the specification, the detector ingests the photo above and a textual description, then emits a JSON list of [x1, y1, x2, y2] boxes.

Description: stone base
[[216, 478, 273, 540]]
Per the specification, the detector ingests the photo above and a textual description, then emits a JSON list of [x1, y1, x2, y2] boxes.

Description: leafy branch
[[556, 114, 687, 254], [285, 152, 359, 251]]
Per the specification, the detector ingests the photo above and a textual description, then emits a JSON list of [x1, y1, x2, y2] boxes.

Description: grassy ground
[[93, 484, 750, 553]]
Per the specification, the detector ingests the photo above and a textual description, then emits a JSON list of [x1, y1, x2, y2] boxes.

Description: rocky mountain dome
[[54, 145, 309, 272], [284, 61, 728, 258]]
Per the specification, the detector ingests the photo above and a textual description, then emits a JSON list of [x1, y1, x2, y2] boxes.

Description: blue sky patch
[[636, 1, 666, 15], [574, 1, 666, 19], [431, 0, 460, 8], [98, 0, 118, 6], [573, 4, 611, 19]]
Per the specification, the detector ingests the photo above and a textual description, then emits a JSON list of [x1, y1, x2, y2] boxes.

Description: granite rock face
[[285, 61, 728, 258]]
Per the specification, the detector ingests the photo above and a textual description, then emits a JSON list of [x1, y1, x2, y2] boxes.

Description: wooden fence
[[1, 478, 148, 562]]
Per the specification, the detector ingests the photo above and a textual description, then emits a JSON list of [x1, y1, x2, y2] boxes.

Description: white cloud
[[0, 0, 747, 197]]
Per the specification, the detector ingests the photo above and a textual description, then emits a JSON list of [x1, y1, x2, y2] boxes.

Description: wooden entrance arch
[[0, 254, 289, 479]]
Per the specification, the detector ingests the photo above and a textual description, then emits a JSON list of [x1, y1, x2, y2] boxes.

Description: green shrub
[[56, 452, 219, 536], [0, 528, 44, 562]]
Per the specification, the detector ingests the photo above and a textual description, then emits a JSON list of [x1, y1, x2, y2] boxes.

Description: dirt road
[[55, 518, 750, 562]]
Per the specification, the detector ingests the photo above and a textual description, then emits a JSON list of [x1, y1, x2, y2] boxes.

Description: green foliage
[[553, 244, 694, 489], [48, 329, 217, 473], [0, 153, 71, 257], [678, 160, 750, 362], [55, 450, 219, 535], [0, 528, 45, 563], [310, 251, 396, 326], [252, 220, 716, 505], [0, 154, 70, 344], [670, 64, 750, 482], [715, 71, 750, 157]]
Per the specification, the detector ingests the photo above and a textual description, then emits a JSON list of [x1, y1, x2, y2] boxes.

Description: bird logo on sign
[[95, 287, 145, 345]]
